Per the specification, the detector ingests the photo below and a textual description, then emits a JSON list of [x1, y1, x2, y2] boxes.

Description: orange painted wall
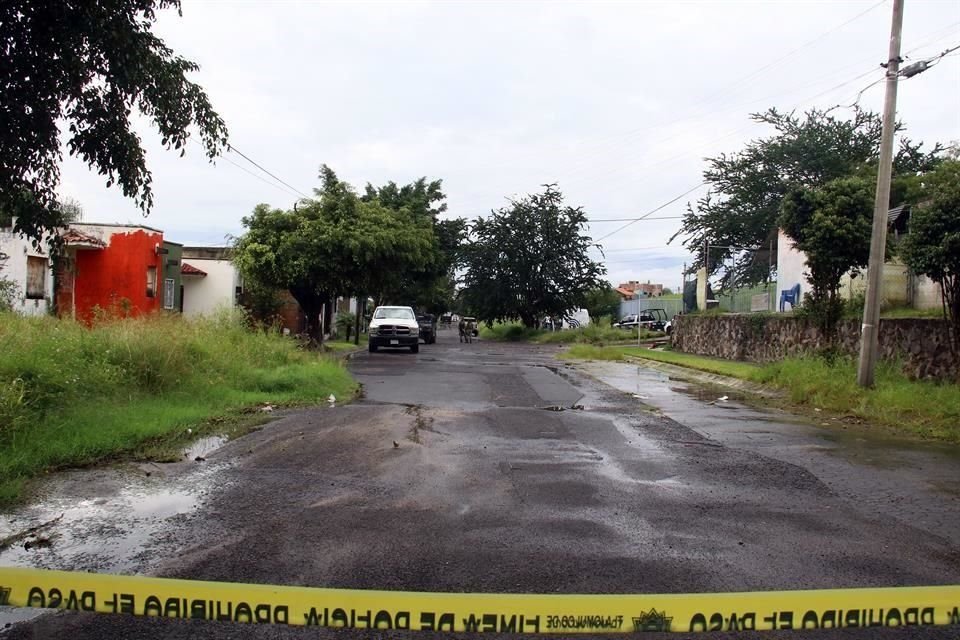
[[73, 229, 163, 321]]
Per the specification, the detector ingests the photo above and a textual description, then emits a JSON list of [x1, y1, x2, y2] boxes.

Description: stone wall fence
[[671, 314, 957, 381]]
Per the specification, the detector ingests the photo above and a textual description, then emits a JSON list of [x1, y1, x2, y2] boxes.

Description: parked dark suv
[[417, 314, 436, 344]]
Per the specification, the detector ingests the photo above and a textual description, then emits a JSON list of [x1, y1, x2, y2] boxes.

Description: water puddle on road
[[183, 435, 228, 461], [0, 462, 225, 575]]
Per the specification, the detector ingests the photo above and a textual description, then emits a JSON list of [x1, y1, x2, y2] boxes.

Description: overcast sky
[[58, 0, 960, 291]]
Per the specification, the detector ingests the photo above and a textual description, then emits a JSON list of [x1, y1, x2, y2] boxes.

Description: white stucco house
[[179, 246, 243, 317], [0, 219, 55, 316]]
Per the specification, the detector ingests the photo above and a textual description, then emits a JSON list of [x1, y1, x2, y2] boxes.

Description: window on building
[[163, 278, 175, 310], [26, 256, 47, 299], [146, 266, 157, 298]]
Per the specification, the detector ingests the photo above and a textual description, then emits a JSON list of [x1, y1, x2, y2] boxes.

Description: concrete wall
[[672, 314, 956, 380], [181, 258, 241, 317], [777, 229, 943, 312], [839, 260, 910, 308], [912, 275, 944, 311], [0, 227, 54, 316], [775, 228, 806, 311]]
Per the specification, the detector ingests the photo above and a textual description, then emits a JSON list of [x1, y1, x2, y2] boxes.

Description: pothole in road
[[0, 463, 226, 574], [182, 435, 228, 461]]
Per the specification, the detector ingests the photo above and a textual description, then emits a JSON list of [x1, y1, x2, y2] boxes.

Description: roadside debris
[[393, 440, 400, 448], [0, 513, 64, 552], [328, 394, 337, 407], [260, 403, 275, 413], [23, 535, 55, 550]]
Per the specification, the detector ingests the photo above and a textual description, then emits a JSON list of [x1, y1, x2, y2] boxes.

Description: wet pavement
[[573, 360, 960, 547], [2, 330, 959, 639]]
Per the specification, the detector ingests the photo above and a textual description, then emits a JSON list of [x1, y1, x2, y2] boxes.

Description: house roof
[[181, 262, 208, 276], [888, 204, 911, 233], [614, 287, 634, 298], [60, 228, 105, 249]]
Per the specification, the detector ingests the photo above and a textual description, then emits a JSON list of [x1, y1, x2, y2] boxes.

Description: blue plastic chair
[[779, 283, 801, 312]]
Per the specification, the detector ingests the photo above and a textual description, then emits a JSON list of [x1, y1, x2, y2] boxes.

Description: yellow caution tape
[[0, 567, 958, 633]]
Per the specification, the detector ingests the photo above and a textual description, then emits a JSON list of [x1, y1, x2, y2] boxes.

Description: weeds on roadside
[[0, 310, 356, 503]]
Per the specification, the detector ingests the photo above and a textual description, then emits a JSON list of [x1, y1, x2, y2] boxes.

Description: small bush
[[480, 322, 542, 341]]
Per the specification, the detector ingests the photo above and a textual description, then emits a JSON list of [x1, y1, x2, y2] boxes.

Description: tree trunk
[[289, 286, 329, 348], [943, 274, 960, 367], [354, 295, 363, 346], [519, 311, 537, 329]]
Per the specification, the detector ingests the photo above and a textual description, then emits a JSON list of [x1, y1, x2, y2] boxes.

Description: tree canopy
[[673, 108, 940, 288], [900, 159, 960, 359], [583, 286, 622, 324], [779, 177, 874, 332], [233, 167, 439, 342], [361, 178, 466, 314], [1, 0, 227, 243], [460, 185, 606, 328]]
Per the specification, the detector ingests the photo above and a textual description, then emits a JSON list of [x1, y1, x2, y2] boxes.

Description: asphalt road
[[4, 329, 959, 639]]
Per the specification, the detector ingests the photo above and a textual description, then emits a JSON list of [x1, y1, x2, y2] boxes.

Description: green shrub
[[0, 310, 356, 502], [480, 322, 542, 341]]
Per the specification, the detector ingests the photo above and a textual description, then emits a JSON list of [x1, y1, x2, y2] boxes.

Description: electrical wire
[[225, 144, 311, 199], [220, 154, 304, 200], [189, 138, 305, 201], [451, 3, 891, 211], [587, 215, 683, 223], [594, 183, 707, 243]]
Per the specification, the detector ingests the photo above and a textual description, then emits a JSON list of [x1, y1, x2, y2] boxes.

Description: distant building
[[617, 280, 664, 298]]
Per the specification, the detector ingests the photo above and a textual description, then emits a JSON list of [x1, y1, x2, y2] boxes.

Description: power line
[[595, 183, 707, 243], [587, 215, 683, 223], [220, 154, 304, 200], [899, 43, 960, 77], [226, 144, 311, 199], [591, 244, 678, 253], [532, 0, 889, 183], [189, 138, 304, 200]]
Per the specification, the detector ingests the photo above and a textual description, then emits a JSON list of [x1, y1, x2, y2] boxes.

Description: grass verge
[[323, 339, 365, 352], [620, 347, 761, 379], [481, 321, 661, 344], [0, 311, 356, 504], [563, 344, 960, 443]]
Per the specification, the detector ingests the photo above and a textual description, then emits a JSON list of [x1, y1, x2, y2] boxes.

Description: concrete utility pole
[[857, 0, 904, 388]]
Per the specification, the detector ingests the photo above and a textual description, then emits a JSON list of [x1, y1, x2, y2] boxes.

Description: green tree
[[673, 108, 940, 288], [584, 286, 621, 325], [900, 160, 960, 360], [361, 179, 466, 313], [233, 167, 434, 344], [1, 0, 228, 244], [460, 185, 606, 328], [779, 177, 874, 333]]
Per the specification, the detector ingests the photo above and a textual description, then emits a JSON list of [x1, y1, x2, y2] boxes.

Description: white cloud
[[55, 0, 960, 277]]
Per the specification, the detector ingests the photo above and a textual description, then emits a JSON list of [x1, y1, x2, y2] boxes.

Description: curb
[[622, 356, 782, 398]]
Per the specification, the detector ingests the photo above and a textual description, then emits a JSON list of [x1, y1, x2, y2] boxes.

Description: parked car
[[615, 309, 669, 332], [368, 305, 420, 353], [417, 313, 437, 344]]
